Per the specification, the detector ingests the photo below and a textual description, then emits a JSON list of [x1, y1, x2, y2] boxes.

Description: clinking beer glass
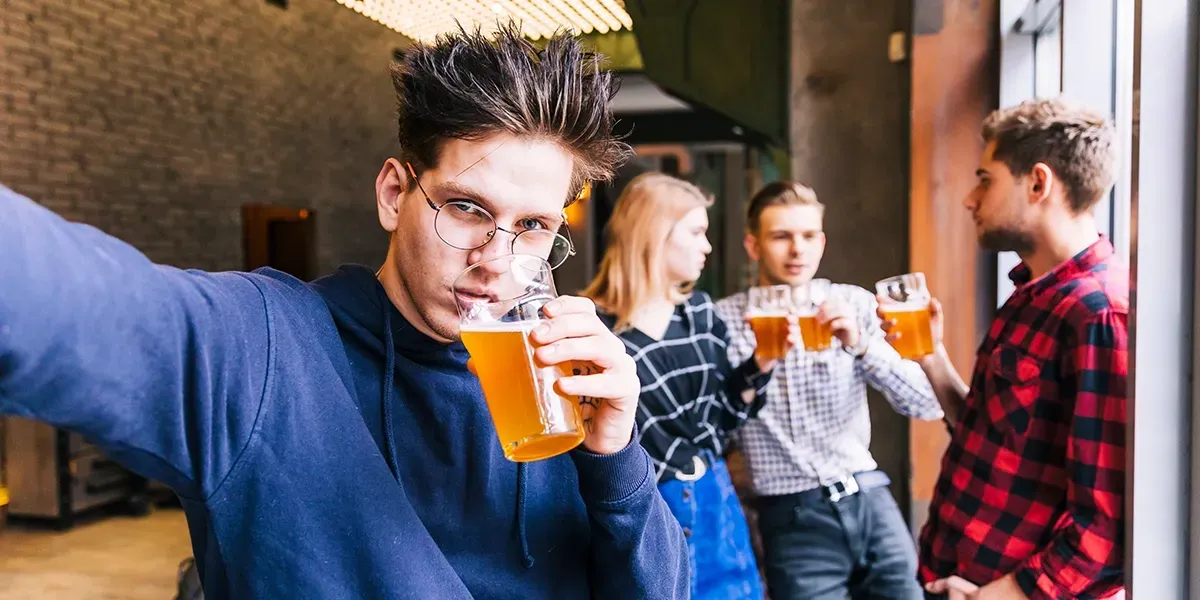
[[794, 278, 833, 351], [454, 254, 585, 462], [875, 272, 936, 360], [746, 285, 794, 362]]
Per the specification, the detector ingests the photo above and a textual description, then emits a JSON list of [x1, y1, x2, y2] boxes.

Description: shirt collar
[[1008, 235, 1115, 292]]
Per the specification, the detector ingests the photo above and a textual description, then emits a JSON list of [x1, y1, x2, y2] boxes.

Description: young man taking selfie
[[0, 25, 687, 599]]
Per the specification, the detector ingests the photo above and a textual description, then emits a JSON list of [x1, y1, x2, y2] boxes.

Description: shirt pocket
[[984, 343, 1045, 436]]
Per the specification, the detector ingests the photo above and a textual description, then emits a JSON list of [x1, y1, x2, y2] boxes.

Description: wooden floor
[[0, 509, 191, 600]]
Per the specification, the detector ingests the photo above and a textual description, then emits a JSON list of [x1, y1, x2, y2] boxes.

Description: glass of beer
[[794, 278, 834, 351], [875, 272, 935, 360], [454, 254, 585, 462], [746, 285, 794, 362]]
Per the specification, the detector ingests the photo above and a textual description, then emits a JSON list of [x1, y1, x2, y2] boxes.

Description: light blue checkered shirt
[[716, 283, 943, 496]]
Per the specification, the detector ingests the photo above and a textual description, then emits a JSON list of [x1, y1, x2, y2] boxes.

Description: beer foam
[[460, 320, 543, 333], [746, 310, 791, 318], [881, 302, 929, 313]]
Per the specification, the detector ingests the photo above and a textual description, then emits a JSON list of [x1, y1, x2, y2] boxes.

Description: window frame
[[999, 1, 1197, 597], [997, 0, 1133, 306]]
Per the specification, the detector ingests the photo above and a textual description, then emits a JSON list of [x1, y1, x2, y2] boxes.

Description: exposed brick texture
[[1, 0, 405, 272]]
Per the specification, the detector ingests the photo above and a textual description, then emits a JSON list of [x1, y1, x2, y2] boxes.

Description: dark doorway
[[242, 205, 316, 281]]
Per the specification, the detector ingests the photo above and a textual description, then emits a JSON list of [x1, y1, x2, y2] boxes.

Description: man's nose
[[467, 229, 516, 266], [963, 191, 979, 210]]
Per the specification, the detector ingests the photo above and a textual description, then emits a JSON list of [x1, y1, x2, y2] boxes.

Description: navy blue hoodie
[[0, 186, 688, 599]]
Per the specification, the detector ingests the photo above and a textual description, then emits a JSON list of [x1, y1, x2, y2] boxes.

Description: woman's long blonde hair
[[583, 172, 713, 332]]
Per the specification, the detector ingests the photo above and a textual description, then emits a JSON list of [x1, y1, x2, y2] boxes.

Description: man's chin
[[765, 272, 807, 288], [978, 229, 1035, 255], [433, 317, 462, 343], [414, 306, 463, 344]]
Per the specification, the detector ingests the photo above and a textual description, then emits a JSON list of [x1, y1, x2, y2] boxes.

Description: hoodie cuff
[[570, 428, 654, 508]]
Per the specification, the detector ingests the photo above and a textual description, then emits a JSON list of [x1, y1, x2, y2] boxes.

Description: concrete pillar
[[788, 0, 919, 514], [788, 0, 998, 527]]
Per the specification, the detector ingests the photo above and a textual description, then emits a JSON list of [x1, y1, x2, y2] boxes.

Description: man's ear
[[376, 158, 411, 233], [744, 231, 761, 262], [1028, 162, 1055, 205]]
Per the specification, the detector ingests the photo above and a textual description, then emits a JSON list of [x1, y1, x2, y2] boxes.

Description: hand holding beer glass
[[745, 285, 801, 364], [795, 278, 835, 352], [875, 272, 938, 360], [455, 254, 585, 462]]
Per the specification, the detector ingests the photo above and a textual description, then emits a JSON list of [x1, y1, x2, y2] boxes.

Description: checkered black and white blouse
[[600, 292, 773, 484]]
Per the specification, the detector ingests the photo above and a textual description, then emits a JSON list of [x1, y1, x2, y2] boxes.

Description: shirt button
[[682, 489, 691, 500], [682, 527, 692, 538]]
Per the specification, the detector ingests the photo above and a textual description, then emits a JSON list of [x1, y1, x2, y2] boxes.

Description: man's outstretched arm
[[0, 185, 271, 500]]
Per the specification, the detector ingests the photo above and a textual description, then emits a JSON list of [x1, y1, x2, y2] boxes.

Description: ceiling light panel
[[333, 0, 632, 43]]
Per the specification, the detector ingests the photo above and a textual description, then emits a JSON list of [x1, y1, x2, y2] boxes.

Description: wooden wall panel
[[908, 0, 1000, 530]]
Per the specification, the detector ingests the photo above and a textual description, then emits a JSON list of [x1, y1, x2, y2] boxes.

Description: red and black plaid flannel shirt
[[918, 238, 1128, 599]]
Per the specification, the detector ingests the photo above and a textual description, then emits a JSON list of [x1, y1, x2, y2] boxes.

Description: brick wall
[[1, 0, 405, 272]]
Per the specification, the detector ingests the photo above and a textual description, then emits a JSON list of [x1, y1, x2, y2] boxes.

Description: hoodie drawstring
[[516, 462, 534, 569], [376, 287, 533, 569], [379, 289, 400, 477]]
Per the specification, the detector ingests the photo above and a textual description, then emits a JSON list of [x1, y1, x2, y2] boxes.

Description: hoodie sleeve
[[570, 434, 690, 599], [0, 185, 270, 500]]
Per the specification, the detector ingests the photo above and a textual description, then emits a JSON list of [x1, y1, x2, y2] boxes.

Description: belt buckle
[[674, 455, 707, 482], [825, 475, 860, 502]]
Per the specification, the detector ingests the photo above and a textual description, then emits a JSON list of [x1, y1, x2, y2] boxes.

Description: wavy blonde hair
[[583, 172, 713, 332]]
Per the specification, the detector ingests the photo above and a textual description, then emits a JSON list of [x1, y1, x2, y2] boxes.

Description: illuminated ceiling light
[[331, 0, 633, 43], [569, 1, 611, 33], [596, 0, 631, 29], [504, 0, 557, 35], [541, 0, 595, 34], [580, 0, 622, 31]]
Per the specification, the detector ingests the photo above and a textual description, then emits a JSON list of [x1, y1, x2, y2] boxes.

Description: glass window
[[994, 4, 1198, 599], [997, 0, 1132, 305]]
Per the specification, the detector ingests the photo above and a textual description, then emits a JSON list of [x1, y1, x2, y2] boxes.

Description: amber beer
[[746, 284, 795, 361], [749, 312, 791, 361], [797, 311, 833, 352], [793, 279, 833, 352], [880, 304, 934, 360], [876, 272, 935, 360], [455, 255, 584, 462], [460, 321, 584, 462]]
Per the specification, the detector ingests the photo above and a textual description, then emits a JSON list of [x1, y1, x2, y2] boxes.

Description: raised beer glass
[[875, 272, 936, 360], [454, 254, 585, 462], [793, 278, 834, 352], [746, 285, 795, 362]]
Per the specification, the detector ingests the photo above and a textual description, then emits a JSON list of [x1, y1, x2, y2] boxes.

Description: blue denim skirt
[[658, 452, 764, 600]]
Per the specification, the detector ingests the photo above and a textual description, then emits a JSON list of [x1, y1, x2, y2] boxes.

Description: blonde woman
[[584, 172, 798, 599]]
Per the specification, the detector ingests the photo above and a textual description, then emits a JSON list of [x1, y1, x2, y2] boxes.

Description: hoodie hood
[[309, 264, 468, 364]]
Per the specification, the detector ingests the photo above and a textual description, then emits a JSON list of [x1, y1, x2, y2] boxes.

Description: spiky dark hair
[[390, 23, 631, 199]]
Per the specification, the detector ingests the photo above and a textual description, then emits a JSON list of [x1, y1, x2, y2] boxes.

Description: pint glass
[[746, 285, 794, 361], [794, 278, 833, 351], [454, 255, 584, 462], [875, 272, 935, 360]]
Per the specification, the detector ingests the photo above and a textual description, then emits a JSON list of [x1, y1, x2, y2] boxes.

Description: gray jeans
[[756, 476, 923, 600]]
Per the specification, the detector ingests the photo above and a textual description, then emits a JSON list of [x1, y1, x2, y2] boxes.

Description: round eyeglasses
[[406, 163, 576, 270]]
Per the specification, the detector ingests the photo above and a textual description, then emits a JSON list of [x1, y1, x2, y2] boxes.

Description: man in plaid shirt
[[903, 98, 1128, 600]]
